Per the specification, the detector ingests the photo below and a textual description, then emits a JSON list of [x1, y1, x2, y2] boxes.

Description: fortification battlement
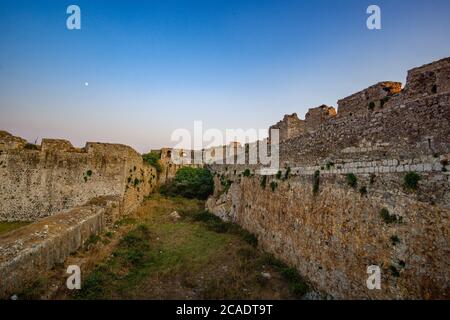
[[271, 57, 450, 143], [404, 57, 450, 98], [0, 133, 142, 160], [337, 81, 402, 116]]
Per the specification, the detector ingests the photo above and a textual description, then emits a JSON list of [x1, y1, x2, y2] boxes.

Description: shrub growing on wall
[[142, 151, 163, 173], [346, 173, 357, 188], [404, 172, 420, 190], [160, 167, 214, 200]]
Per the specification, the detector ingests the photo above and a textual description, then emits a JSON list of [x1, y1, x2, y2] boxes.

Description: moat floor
[[18, 194, 306, 300], [0, 221, 30, 235]]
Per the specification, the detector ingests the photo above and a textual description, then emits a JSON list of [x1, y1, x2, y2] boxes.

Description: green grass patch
[[0, 221, 31, 235]]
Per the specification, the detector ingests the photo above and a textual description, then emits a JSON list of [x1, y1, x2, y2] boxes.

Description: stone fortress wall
[[0, 134, 158, 297], [205, 57, 450, 299], [0, 133, 158, 221]]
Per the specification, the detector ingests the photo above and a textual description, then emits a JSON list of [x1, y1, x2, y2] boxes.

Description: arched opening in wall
[[167, 150, 172, 158]]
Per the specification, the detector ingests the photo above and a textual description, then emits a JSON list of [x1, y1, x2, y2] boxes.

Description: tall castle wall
[[206, 57, 450, 299]]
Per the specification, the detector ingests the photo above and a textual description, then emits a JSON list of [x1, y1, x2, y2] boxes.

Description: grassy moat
[[0, 221, 30, 235], [17, 194, 310, 300]]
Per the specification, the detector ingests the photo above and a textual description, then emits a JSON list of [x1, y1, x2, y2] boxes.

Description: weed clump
[[260, 175, 267, 189], [404, 172, 420, 190], [346, 173, 357, 188], [313, 170, 320, 195], [380, 208, 403, 224]]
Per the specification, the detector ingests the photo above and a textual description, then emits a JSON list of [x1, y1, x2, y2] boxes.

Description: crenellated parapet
[[269, 113, 306, 142], [337, 81, 402, 116], [0, 131, 28, 151], [305, 105, 337, 132], [403, 57, 450, 98]]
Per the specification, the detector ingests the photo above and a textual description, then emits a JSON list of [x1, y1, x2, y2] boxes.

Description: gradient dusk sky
[[1, 0, 450, 152]]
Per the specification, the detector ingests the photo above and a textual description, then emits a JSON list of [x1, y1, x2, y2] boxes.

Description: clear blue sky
[[1, 0, 450, 152]]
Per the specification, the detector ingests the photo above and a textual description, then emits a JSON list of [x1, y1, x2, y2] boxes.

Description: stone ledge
[[0, 196, 121, 298]]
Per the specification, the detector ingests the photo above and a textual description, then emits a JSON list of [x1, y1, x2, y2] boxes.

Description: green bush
[[313, 170, 320, 194], [284, 167, 291, 180], [242, 169, 251, 177], [404, 172, 420, 190], [24, 143, 38, 150], [160, 167, 214, 200], [431, 84, 437, 94], [390, 235, 400, 246], [276, 170, 282, 179], [359, 186, 367, 196], [440, 160, 448, 172], [380, 96, 390, 108], [325, 161, 334, 170], [380, 208, 403, 224], [220, 177, 232, 193], [260, 175, 267, 189], [389, 265, 400, 278], [142, 151, 163, 173], [368, 101, 375, 111], [270, 181, 278, 192], [346, 173, 357, 188]]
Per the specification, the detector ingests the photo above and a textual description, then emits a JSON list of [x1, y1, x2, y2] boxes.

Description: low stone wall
[[206, 172, 450, 299], [0, 196, 121, 298]]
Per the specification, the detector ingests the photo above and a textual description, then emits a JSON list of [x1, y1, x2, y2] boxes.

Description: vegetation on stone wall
[[390, 235, 401, 246], [220, 175, 232, 193], [142, 151, 163, 173], [260, 175, 267, 189], [160, 167, 213, 200], [380, 208, 403, 224], [242, 169, 251, 177], [270, 181, 278, 192], [313, 170, 320, 194], [359, 186, 367, 196], [346, 173, 357, 188], [440, 159, 448, 172], [403, 172, 421, 190], [24, 143, 38, 150], [284, 167, 291, 180]]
